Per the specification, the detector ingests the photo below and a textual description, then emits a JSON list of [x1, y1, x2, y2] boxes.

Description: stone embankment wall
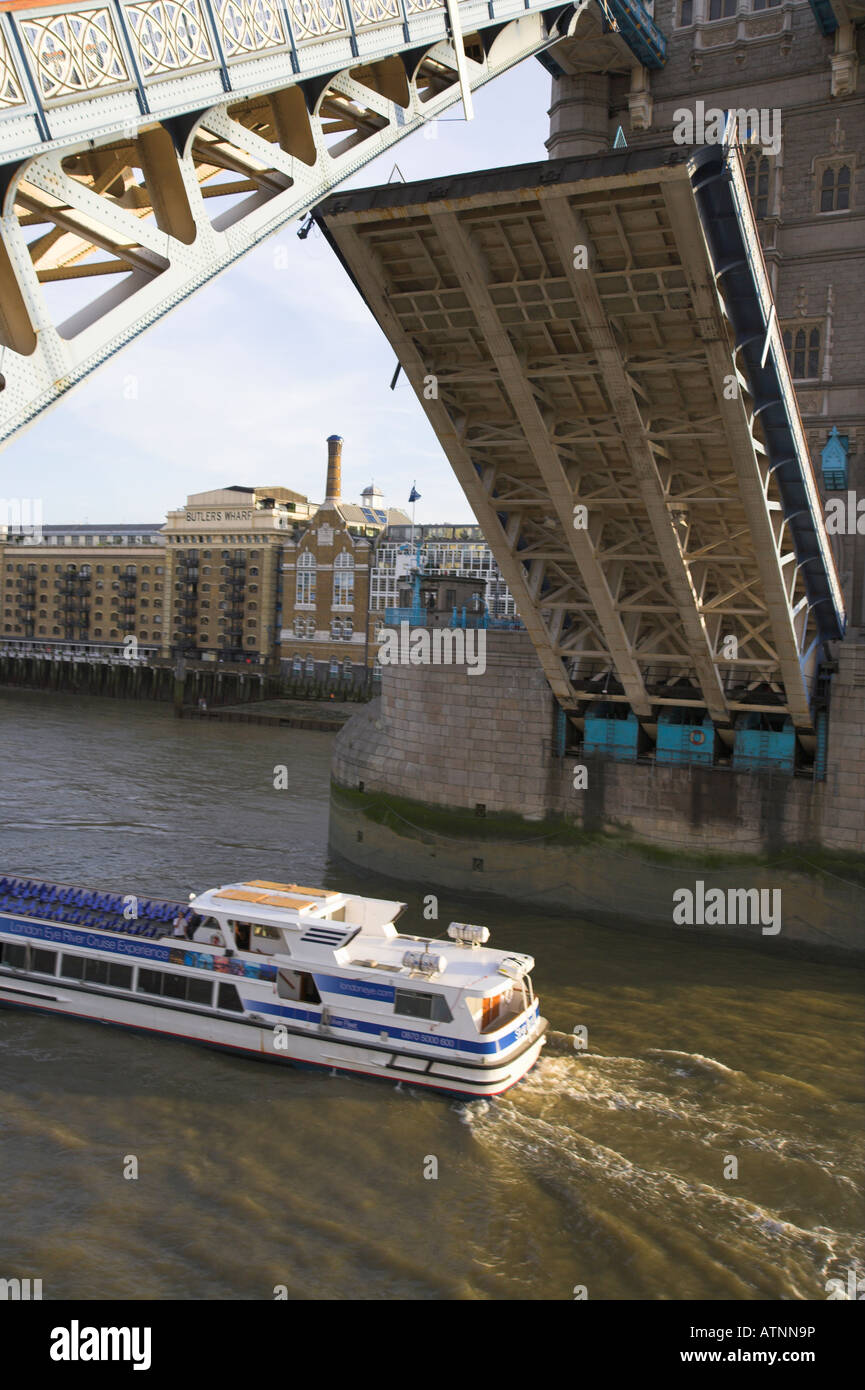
[[329, 634, 865, 955]]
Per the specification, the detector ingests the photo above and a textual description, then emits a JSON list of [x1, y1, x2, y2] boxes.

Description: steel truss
[[0, 1, 617, 445], [320, 146, 845, 730]]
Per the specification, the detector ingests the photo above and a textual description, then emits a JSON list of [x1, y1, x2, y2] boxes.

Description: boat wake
[[456, 1050, 865, 1299]]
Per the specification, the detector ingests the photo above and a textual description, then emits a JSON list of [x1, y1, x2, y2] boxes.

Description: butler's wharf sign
[[184, 509, 254, 522]]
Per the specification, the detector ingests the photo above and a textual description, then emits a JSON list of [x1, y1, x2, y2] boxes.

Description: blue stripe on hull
[[246, 994, 541, 1057]]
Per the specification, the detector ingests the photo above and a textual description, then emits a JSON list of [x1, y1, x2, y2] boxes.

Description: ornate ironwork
[[405, 0, 445, 13], [350, 0, 402, 24], [0, 24, 26, 109], [214, 0, 288, 56], [125, 1, 214, 77], [285, 0, 348, 42], [18, 8, 128, 101]]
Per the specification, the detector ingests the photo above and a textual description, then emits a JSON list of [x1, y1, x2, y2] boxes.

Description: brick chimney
[[325, 435, 343, 502]]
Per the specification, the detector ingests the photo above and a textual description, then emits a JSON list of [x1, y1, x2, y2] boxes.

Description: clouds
[[1, 59, 551, 525]]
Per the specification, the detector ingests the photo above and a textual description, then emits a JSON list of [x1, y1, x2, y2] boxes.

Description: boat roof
[[190, 880, 405, 930], [190, 880, 533, 992]]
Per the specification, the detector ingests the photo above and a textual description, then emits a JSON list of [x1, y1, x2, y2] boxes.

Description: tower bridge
[[0, 0, 665, 445], [319, 139, 846, 746]]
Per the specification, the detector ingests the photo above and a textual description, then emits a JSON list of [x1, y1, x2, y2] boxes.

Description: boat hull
[[0, 974, 546, 1099]]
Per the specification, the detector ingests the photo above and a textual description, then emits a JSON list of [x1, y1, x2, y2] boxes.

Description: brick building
[[278, 436, 410, 681]]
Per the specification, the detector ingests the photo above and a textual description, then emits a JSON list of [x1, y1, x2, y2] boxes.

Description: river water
[[0, 689, 862, 1301]]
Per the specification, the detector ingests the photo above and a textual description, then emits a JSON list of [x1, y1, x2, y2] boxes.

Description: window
[[332, 550, 355, 607], [187, 978, 214, 1006], [679, 0, 693, 21], [745, 154, 771, 219], [394, 988, 452, 1022], [752, 0, 780, 8], [136, 968, 210, 1004], [60, 953, 84, 979], [782, 324, 822, 380], [819, 163, 851, 213], [217, 981, 244, 1013], [1, 942, 28, 968], [292, 655, 302, 673], [136, 968, 164, 995], [82, 957, 109, 985], [296, 551, 316, 605], [708, 0, 735, 15], [305, 656, 315, 675], [31, 947, 58, 973]]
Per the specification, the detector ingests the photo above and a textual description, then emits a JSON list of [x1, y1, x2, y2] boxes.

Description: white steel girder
[[0, 6, 586, 447]]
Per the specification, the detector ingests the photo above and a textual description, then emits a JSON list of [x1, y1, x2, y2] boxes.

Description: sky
[[0, 59, 552, 527]]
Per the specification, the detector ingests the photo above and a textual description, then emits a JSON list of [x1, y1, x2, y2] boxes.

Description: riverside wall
[[329, 633, 865, 956]]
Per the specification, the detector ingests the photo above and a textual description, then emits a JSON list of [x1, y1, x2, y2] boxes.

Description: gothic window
[[708, 0, 735, 17], [679, 0, 693, 22], [752, 0, 780, 10], [782, 323, 822, 380], [819, 163, 851, 213], [745, 154, 771, 219], [296, 551, 316, 605]]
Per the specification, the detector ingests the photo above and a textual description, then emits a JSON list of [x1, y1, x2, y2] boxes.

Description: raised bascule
[[0, 0, 665, 445], [319, 139, 846, 745]]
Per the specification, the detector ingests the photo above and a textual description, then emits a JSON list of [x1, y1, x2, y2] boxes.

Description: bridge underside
[[1, 1, 647, 446], [319, 144, 845, 736]]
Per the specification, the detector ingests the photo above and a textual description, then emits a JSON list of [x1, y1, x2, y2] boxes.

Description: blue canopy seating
[[0, 875, 191, 943]]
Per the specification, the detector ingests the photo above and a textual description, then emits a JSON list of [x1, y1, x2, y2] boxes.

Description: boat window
[[108, 963, 133, 990], [187, 978, 214, 1007], [31, 948, 57, 975], [60, 953, 85, 979], [481, 994, 502, 1032], [394, 988, 453, 1023], [137, 968, 214, 1007], [217, 982, 244, 1013], [1, 942, 28, 969], [84, 958, 109, 985]]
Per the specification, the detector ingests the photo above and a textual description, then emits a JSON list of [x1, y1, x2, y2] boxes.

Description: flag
[[408, 485, 421, 503]]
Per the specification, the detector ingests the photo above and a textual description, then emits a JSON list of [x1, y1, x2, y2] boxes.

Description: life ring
[[689, 729, 706, 746]]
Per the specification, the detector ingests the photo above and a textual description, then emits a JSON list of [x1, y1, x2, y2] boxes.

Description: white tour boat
[[0, 874, 546, 1098]]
